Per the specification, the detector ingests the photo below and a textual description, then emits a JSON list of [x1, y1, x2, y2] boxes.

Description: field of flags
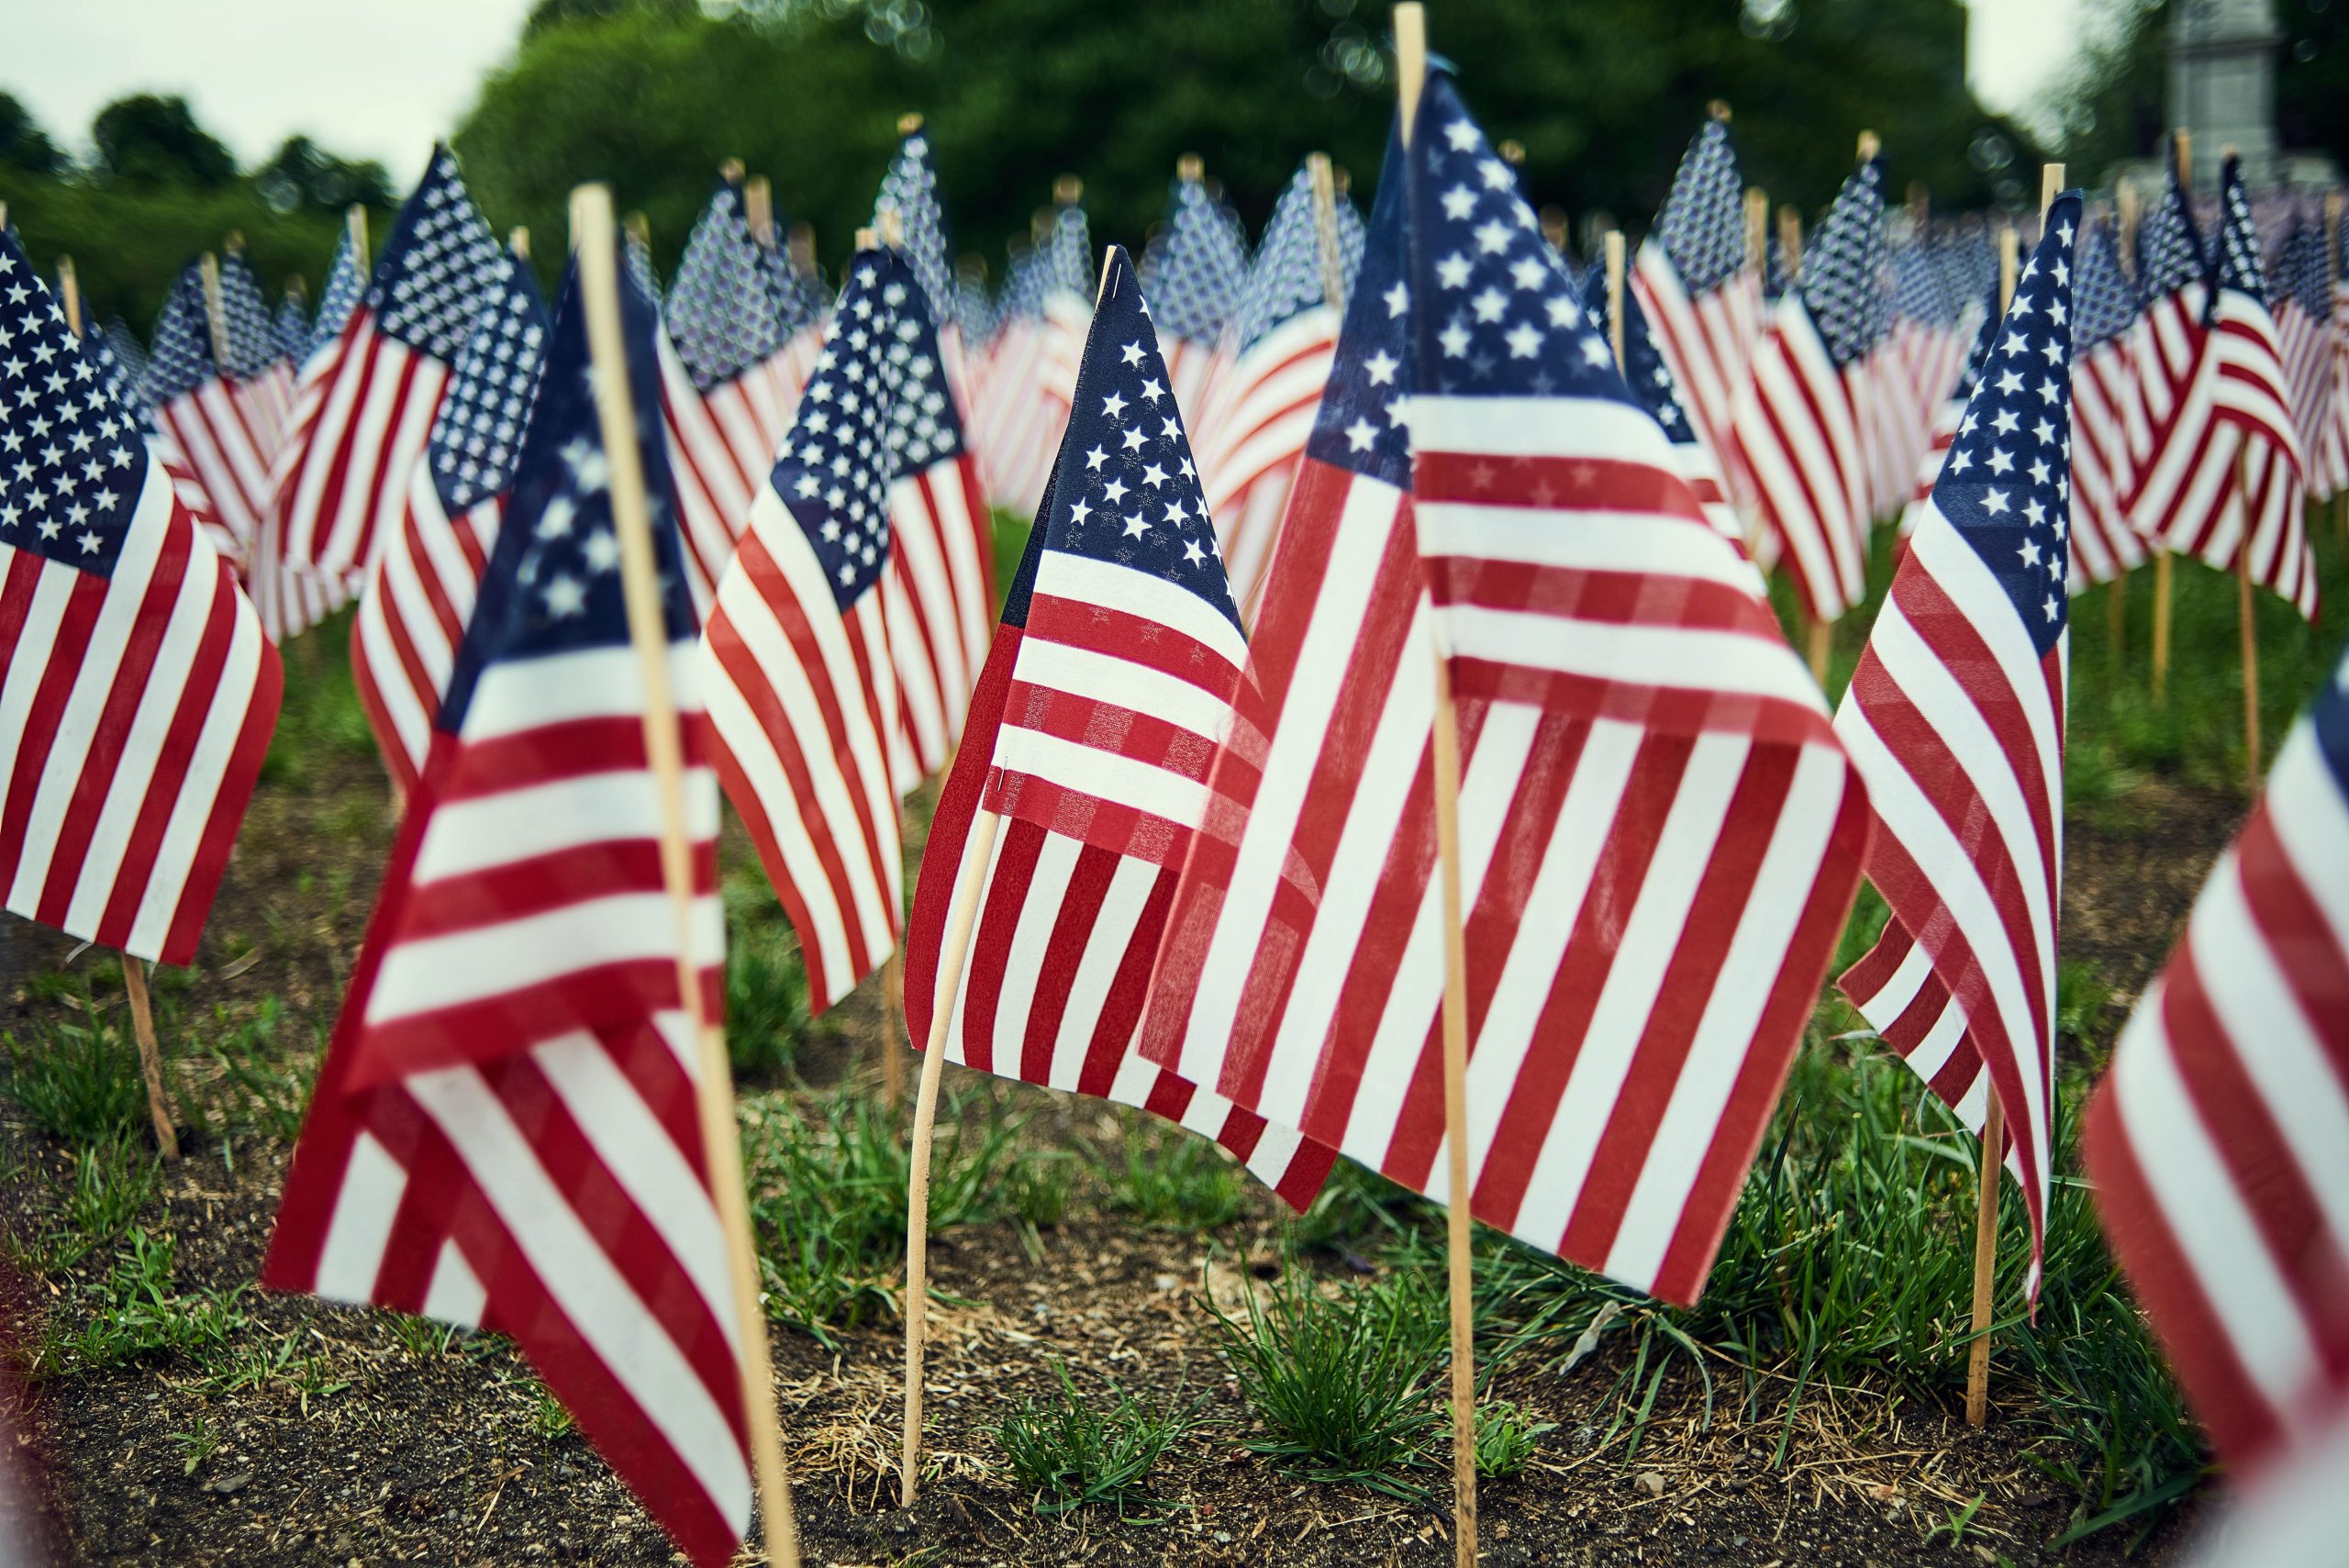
[[2, 6, 2346, 1563]]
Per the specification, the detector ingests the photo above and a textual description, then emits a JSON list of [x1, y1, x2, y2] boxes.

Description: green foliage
[[1205, 1265, 1446, 1499], [996, 1359, 1196, 1515], [1095, 1127, 1246, 1231], [253, 136, 395, 214], [742, 1084, 1016, 1345], [93, 95, 236, 187], [4, 999, 148, 1144], [1472, 1399, 1553, 1480], [722, 872, 826, 1078], [30, 1229, 250, 1379], [0, 93, 65, 177], [260, 607, 378, 787]]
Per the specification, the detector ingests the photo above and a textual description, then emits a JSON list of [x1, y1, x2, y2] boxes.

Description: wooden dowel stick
[[57, 258, 81, 338], [199, 252, 233, 370], [346, 204, 370, 269], [120, 959, 179, 1160], [508, 227, 530, 261], [1308, 152, 1347, 313], [1965, 1094, 2004, 1426], [1805, 617, 1831, 685], [1602, 230, 1627, 373], [1396, 9, 1475, 1563], [571, 182, 799, 1568], [902, 806, 1003, 1506]]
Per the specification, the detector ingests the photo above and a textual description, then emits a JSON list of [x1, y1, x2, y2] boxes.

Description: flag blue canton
[[2290, 213, 2332, 321], [1405, 74, 1635, 409], [1046, 245, 1238, 629], [881, 256, 967, 473], [1335, 188, 1367, 283], [309, 228, 366, 358], [956, 266, 996, 342], [2073, 219, 2139, 351], [1303, 128, 1410, 491], [217, 254, 284, 375], [101, 317, 148, 402], [273, 290, 310, 362], [875, 130, 957, 329], [441, 250, 694, 730], [1655, 119, 1746, 296], [1894, 242, 1956, 328], [1932, 193, 2082, 658], [143, 268, 216, 405], [0, 236, 149, 577], [772, 250, 905, 609], [667, 180, 782, 393], [1801, 157, 1889, 368], [86, 321, 152, 432], [998, 248, 1048, 321], [1046, 202, 1093, 298], [1145, 175, 1247, 344], [1230, 162, 1341, 355], [428, 252, 551, 512], [1580, 263, 1698, 447], [2210, 155, 2269, 312], [2138, 162, 2206, 301], [367, 149, 508, 361]]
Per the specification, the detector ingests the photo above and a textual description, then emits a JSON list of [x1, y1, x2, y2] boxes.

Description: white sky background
[[6, 0, 2087, 172]]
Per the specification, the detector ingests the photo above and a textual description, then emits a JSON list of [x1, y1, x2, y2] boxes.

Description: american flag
[[2068, 217, 2151, 588], [662, 176, 789, 614], [264, 250, 755, 1568], [2128, 156, 2319, 622], [971, 200, 1091, 517], [1898, 272, 1994, 537], [700, 248, 906, 1013], [2086, 639, 2349, 1483], [351, 250, 550, 798], [1583, 256, 1742, 545], [307, 226, 367, 359], [2273, 216, 2341, 503], [2125, 150, 2206, 516], [874, 251, 994, 782], [904, 242, 1336, 1207], [253, 227, 366, 649], [752, 202, 824, 428], [1141, 80, 1869, 1304], [0, 230, 283, 965], [145, 261, 284, 567], [267, 149, 509, 606], [273, 284, 310, 364], [86, 303, 231, 566], [1632, 117, 1764, 510], [1142, 168, 1248, 427], [1881, 239, 1973, 506], [1837, 195, 2083, 1298], [1730, 153, 1888, 623], [99, 317, 148, 397], [1192, 158, 1358, 617]]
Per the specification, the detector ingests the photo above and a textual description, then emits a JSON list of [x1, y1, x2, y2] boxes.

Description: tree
[[256, 136, 395, 213], [93, 94, 236, 187], [0, 93, 65, 177]]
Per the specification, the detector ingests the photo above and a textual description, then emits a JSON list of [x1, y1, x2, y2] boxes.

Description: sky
[[8, 0, 2087, 174]]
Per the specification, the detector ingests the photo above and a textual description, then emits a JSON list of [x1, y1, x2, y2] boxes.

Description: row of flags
[[1, 60, 2343, 1565]]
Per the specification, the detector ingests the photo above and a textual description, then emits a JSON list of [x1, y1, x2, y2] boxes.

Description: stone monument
[[2168, 0, 2283, 187]]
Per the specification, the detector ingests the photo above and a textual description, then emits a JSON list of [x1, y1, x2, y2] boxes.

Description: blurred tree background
[[18, 0, 2349, 339]]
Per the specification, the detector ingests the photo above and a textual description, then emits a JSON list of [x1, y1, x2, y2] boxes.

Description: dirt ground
[[0, 720, 2233, 1568]]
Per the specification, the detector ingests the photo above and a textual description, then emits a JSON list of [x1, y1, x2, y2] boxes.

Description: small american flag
[[971, 199, 1092, 517], [145, 265, 272, 567], [1632, 116, 1764, 508], [1143, 80, 1868, 1304], [1730, 153, 1887, 622], [2086, 640, 2349, 1479], [1898, 268, 1994, 537], [2068, 217, 2151, 588], [1192, 158, 1359, 616], [2128, 155, 2318, 621], [1582, 256, 1741, 545], [1142, 169, 1248, 427], [701, 248, 907, 1012], [351, 250, 551, 798], [662, 176, 789, 614], [875, 251, 994, 782], [265, 249, 754, 1567], [273, 284, 310, 364], [0, 230, 283, 965], [2274, 216, 2343, 503], [306, 227, 367, 361], [1881, 239, 1972, 506], [268, 148, 509, 602], [1838, 195, 2084, 1298], [2120, 148, 2210, 544], [905, 242, 1337, 1207]]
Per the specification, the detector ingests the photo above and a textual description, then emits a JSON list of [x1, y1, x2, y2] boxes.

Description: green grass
[[1095, 1127, 1247, 1231], [258, 607, 376, 788], [996, 1359, 1197, 1516], [722, 870, 827, 1079], [741, 1084, 1019, 1347], [1204, 1264, 1448, 1500], [1472, 1398, 1553, 1480], [30, 1229, 250, 1379], [4, 994, 149, 1144]]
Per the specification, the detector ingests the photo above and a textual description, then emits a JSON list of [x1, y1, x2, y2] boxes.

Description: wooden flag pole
[[1394, 11, 1476, 1566], [347, 204, 370, 269], [56, 257, 81, 338], [508, 227, 529, 261], [198, 252, 234, 370], [898, 809, 1000, 1507], [571, 182, 801, 1568], [746, 179, 775, 247], [1603, 229, 1628, 373], [1308, 151, 1347, 313], [2152, 132, 2190, 706]]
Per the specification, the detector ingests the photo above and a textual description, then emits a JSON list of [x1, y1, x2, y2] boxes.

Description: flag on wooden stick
[[0, 229, 282, 965], [266, 247, 757, 1567], [351, 249, 550, 798], [2067, 217, 2151, 588], [1142, 80, 1869, 1304], [1837, 195, 2085, 1298], [904, 244, 1338, 1205]]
